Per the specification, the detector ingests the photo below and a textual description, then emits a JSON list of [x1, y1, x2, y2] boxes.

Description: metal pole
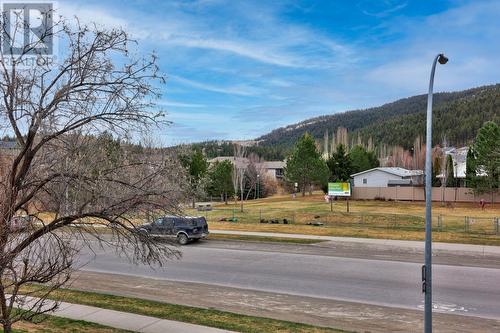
[[257, 175, 260, 200], [423, 53, 447, 333]]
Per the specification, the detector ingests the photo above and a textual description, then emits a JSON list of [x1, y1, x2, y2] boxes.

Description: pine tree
[[465, 146, 476, 187], [472, 121, 500, 196], [285, 133, 329, 196], [326, 144, 353, 182], [446, 155, 456, 187]]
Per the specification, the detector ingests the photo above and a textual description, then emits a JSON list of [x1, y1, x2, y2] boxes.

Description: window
[[164, 217, 174, 228], [363, 178, 367, 184], [154, 218, 165, 225]]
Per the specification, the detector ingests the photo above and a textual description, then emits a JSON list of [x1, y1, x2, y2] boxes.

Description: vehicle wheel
[[138, 228, 149, 236], [177, 233, 189, 245]]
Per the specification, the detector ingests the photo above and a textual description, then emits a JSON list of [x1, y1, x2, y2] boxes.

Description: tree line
[[284, 133, 379, 196]]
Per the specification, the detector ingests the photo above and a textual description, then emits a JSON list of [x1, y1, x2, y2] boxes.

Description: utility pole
[[423, 53, 448, 333]]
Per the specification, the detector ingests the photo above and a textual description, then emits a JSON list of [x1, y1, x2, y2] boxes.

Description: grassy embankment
[[2, 316, 130, 333], [21, 286, 348, 333]]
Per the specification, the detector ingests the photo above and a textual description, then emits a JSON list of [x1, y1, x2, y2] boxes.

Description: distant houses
[[208, 156, 286, 181]]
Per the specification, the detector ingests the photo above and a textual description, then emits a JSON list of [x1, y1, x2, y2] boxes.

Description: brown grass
[[195, 193, 500, 245]]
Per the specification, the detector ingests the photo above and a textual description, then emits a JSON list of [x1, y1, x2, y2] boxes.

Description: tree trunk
[[3, 322, 12, 333], [308, 183, 312, 195], [301, 183, 306, 197], [192, 197, 196, 209]]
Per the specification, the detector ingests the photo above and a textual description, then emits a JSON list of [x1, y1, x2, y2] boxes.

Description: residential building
[[436, 146, 469, 187], [208, 156, 285, 181], [351, 167, 423, 187]]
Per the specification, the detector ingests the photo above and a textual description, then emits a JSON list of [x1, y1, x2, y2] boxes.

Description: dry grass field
[[189, 193, 500, 245]]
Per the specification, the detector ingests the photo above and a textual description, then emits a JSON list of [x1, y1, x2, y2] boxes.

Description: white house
[[351, 167, 423, 187], [436, 147, 470, 187]]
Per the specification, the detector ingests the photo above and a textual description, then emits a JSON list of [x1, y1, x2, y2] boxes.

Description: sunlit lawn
[[189, 193, 500, 245]]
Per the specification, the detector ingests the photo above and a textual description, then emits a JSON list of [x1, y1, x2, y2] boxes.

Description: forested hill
[[256, 84, 500, 150]]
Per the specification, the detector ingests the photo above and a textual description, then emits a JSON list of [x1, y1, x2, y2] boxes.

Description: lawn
[[2, 316, 129, 333], [22, 287, 348, 333], [189, 193, 500, 245]]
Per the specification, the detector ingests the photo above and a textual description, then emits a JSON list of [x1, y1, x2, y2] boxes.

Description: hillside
[[186, 84, 500, 160], [256, 84, 500, 151]]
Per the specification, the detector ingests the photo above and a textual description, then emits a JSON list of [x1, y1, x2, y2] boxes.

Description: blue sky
[[60, 0, 500, 145]]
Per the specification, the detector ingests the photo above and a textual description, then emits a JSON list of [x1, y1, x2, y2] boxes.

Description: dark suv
[[138, 216, 209, 245]]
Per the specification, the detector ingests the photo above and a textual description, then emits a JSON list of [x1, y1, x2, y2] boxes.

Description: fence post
[[495, 218, 499, 236], [464, 216, 469, 233]]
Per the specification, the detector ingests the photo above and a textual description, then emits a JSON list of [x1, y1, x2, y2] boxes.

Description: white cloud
[[158, 100, 206, 108], [168, 75, 264, 96]]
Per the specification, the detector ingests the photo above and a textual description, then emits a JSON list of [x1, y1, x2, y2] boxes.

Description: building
[[351, 167, 423, 187], [436, 147, 469, 187], [208, 156, 285, 181]]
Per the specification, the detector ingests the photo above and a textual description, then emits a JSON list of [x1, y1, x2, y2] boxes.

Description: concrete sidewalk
[[210, 229, 500, 255], [17, 296, 235, 333]]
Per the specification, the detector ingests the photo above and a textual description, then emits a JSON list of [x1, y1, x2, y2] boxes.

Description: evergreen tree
[[472, 121, 500, 196], [349, 145, 379, 174], [432, 155, 442, 187], [180, 149, 209, 208], [465, 146, 476, 187], [206, 160, 234, 203], [326, 144, 353, 182], [446, 155, 456, 187], [285, 133, 329, 196]]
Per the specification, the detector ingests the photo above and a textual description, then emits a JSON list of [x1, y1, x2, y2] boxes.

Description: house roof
[[261, 161, 285, 169], [351, 167, 423, 178], [208, 157, 285, 170]]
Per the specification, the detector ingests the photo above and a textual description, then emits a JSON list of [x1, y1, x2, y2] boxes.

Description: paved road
[[77, 241, 500, 321]]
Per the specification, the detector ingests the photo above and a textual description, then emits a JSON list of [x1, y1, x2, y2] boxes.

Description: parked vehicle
[[138, 216, 209, 245]]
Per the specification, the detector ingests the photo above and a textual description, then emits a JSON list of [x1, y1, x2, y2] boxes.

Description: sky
[[59, 0, 500, 145]]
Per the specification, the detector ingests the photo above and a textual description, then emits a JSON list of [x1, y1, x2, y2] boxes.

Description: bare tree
[[0, 15, 185, 333], [231, 144, 246, 212], [245, 153, 264, 200]]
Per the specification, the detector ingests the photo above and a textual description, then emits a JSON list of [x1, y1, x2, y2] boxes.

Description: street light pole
[[257, 174, 260, 199], [423, 53, 448, 333]]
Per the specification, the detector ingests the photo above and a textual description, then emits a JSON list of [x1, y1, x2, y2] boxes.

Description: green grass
[[2, 315, 130, 333], [207, 233, 325, 244], [24, 287, 349, 333]]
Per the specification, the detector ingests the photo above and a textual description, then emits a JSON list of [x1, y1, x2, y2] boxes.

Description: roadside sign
[[328, 182, 351, 197]]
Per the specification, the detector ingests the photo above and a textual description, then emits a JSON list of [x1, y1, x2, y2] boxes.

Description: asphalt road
[[77, 240, 500, 321]]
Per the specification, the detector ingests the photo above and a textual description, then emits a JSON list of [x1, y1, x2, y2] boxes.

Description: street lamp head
[[438, 54, 448, 65]]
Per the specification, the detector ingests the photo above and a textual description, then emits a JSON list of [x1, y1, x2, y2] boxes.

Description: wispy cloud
[[163, 36, 301, 68], [358, 0, 407, 18], [168, 75, 264, 96], [158, 100, 206, 108], [59, 0, 500, 143]]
